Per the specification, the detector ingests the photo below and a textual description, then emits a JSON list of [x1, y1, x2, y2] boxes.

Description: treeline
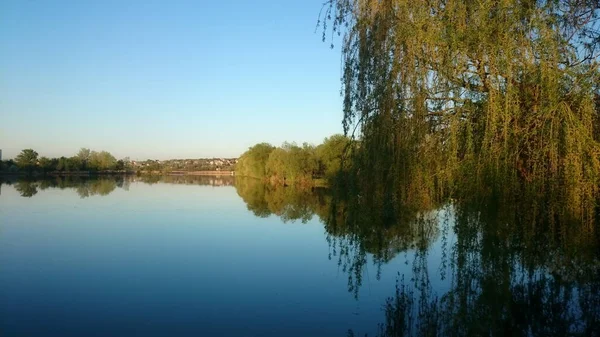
[[235, 134, 351, 185], [1, 148, 131, 174]]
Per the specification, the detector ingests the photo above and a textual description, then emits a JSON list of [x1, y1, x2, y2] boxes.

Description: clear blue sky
[[0, 0, 343, 160]]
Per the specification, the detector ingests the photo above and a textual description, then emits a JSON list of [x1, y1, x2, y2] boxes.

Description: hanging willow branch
[[323, 0, 600, 225]]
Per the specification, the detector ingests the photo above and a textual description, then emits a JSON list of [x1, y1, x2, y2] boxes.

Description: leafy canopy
[[322, 0, 600, 223], [15, 149, 39, 168]]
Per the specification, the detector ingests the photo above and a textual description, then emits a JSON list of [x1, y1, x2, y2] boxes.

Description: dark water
[[0, 176, 598, 337]]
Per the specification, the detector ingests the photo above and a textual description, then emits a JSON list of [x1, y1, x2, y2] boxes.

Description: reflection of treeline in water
[[234, 178, 331, 223], [234, 178, 442, 296], [2, 175, 235, 198], [234, 135, 352, 186], [131, 174, 235, 187], [4, 176, 127, 198]]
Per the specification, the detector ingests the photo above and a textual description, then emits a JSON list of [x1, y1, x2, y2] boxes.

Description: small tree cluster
[[235, 135, 352, 184]]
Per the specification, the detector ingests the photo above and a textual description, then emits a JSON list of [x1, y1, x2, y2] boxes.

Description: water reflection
[[133, 174, 235, 187], [361, 199, 600, 337], [235, 178, 328, 222], [235, 178, 600, 336], [14, 181, 38, 197], [234, 178, 442, 297], [4, 176, 123, 198], [0, 175, 235, 198], [2, 176, 598, 336]]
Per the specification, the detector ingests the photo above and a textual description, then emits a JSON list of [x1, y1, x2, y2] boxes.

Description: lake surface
[[0, 176, 598, 336]]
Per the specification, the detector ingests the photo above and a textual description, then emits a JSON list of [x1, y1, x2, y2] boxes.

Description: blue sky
[[0, 0, 343, 160]]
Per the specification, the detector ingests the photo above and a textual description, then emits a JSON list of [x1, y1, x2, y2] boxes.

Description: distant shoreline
[[0, 170, 235, 177], [167, 170, 234, 176]]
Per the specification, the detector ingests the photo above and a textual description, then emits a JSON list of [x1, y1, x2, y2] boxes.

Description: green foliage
[[1, 160, 18, 172], [76, 148, 91, 166], [56, 156, 83, 172], [8, 148, 127, 174], [316, 134, 352, 179], [15, 149, 38, 170], [235, 143, 276, 179], [89, 151, 117, 171], [237, 135, 351, 185], [265, 142, 319, 184], [265, 148, 289, 181], [38, 157, 57, 172], [323, 0, 600, 225]]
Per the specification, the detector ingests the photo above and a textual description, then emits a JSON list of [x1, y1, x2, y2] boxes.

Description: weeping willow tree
[[322, 0, 600, 226]]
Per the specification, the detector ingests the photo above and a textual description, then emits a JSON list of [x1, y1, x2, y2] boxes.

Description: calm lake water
[[0, 176, 598, 337]]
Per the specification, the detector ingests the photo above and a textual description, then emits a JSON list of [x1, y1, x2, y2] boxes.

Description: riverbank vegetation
[[234, 134, 352, 185]]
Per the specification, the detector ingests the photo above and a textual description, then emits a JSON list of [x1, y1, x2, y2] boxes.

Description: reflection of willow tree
[[325, 189, 443, 298], [357, 196, 600, 337]]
